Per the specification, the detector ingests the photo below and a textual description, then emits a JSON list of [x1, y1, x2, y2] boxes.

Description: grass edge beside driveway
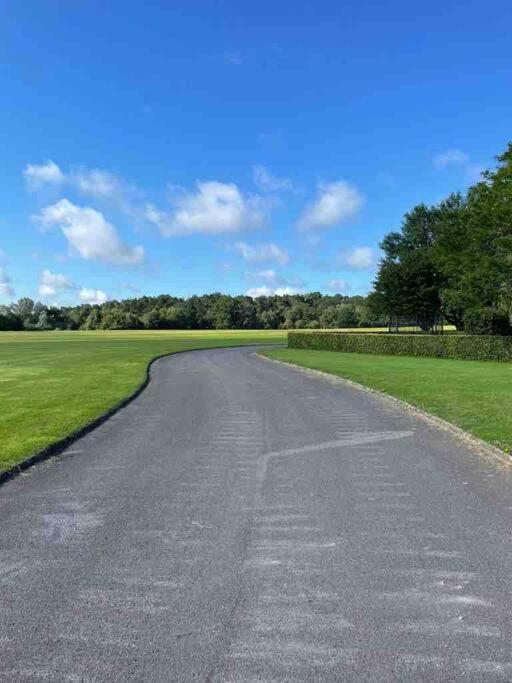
[[0, 330, 285, 472], [261, 347, 512, 455]]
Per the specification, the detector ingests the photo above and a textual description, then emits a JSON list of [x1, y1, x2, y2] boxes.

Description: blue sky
[[1, 0, 511, 305]]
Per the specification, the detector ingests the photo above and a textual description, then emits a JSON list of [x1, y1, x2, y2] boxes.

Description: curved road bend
[[1, 346, 512, 681]]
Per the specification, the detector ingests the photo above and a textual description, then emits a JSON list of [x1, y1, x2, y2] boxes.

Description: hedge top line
[[287, 331, 512, 362]]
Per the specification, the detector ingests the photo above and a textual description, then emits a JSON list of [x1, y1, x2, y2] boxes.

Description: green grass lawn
[[0, 329, 286, 472], [263, 348, 512, 453]]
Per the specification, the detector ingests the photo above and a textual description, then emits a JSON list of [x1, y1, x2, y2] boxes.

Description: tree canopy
[[369, 141, 512, 334], [0, 293, 383, 332]]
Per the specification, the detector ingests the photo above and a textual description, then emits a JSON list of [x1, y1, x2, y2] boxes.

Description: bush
[[288, 331, 512, 362], [0, 311, 23, 331], [463, 307, 512, 336]]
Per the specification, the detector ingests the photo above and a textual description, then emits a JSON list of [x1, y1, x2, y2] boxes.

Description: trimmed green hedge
[[288, 332, 512, 362]]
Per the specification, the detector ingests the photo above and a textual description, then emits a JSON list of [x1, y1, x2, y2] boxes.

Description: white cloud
[[79, 287, 108, 305], [327, 278, 350, 293], [233, 241, 289, 265], [145, 181, 266, 237], [0, 266, 15, 298], [37, 199, 144, 265], [38, 268, 110, 306], [38, 269, 75, 297], [24, 161, 65, 190], [246, 285, 302, 298], [298, 180, 363, 231], [246, 269, 285, 286], [23, 162, 136, 211], [433, 149, 470, 169], [246, 269, 304, 290], [253, 165, 294, 192], [71, 169, 122, 199], [344, 246, 375, 269], [245, 286, 273, 297], [275, 287, 301, 296]]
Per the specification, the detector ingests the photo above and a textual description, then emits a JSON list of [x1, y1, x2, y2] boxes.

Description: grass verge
[[262, 348, 512, 454], [0, 329, 285, 472]]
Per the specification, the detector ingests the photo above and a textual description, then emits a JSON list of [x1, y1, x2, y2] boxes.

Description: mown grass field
[[0, 329, 286, 472], [263, 348, 512, 454]]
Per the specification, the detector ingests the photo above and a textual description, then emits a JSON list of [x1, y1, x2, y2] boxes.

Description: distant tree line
[[368, 142, 512, 335], [4, 142, 512, 335], [0, 293, 384, 331]]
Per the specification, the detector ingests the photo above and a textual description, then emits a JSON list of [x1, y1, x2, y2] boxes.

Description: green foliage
[[370, 204, 442, 328], [0, 306, 23, 331], [0, 292, 385, 332], [463, 307, 512, 336], [371, 142, 512, 331], [320, 303, 359, 328], [288, 331, 512, 362]]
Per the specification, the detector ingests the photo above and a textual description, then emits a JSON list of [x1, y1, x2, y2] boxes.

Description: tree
[[83, 308, 102, 330], [141, 309, 162, 329], [0, 306, 23, 330], [370, 205, 442, 330], [206, 295, 234, 329], [430, 193, 469, 327], [462, 144, 512, 324], [10, 298, 37, 329]]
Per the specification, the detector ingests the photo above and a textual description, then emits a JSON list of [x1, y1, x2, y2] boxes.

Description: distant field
[[263, 348, 512, 454], [0, 329, 286, 472]]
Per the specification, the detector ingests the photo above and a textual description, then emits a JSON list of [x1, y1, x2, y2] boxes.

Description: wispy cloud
[[23, 161, 139, 214], [326, 278, 350, 293], [433, 149, 470, 169], [224, 50, 243, 65], [233, 241, 289, 265], [245, 269, 304, 288], [433, 149, 484, 183], [298, 180, 363, 231], [121, 282, 142, 294], [342, 246, 375, 269], [24, 160, 65, 190], [38, 269, 75, 297], [0, 266, 15, 298], [253, 165, 294, 193], [72, 168, 122, 199]]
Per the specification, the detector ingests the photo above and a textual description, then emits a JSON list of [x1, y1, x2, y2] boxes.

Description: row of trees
[[3, 141, 511, 334], [369, 142, 512, 334], [0, 293, 384, 331]]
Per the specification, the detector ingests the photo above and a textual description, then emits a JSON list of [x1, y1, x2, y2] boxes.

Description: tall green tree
[[370, 204, 442, 329]]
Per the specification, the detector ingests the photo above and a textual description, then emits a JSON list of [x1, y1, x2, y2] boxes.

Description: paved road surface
[[2, 346, 512, 681]]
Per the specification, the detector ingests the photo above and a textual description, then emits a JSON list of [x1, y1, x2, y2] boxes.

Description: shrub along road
[[1, 346, 512, 680]]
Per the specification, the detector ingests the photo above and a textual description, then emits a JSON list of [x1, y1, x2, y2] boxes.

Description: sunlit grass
[[0, 329, 285, 471]]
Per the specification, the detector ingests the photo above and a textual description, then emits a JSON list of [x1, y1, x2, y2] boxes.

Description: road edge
[[0, 351, 179, 486], [257, 352, 512, 468], [0, 344, 276, 487]]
